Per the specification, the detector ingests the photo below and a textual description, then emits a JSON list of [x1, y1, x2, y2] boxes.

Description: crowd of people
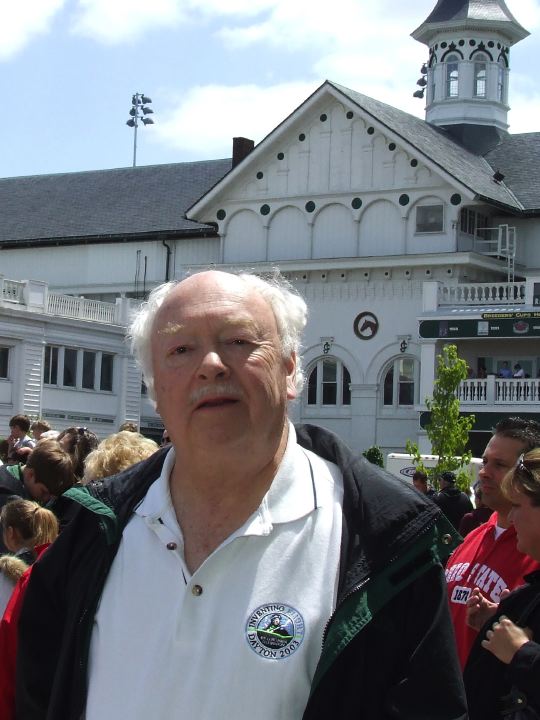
[[0, 269, 539, 719]]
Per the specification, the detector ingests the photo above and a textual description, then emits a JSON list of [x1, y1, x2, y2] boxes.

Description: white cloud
[[153, 81, 319, 158], [0, 0, 65, 60], [71, 0, 187, 43]]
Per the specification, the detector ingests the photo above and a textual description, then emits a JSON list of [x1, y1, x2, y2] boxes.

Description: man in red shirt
[[445, 417, 540, 668]]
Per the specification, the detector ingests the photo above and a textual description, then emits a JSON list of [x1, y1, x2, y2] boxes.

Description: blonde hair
[[83, 431, 159, 483], [0, 498, 59, 547], [0, 554, 29, 584], [502, 448, 540, 506]]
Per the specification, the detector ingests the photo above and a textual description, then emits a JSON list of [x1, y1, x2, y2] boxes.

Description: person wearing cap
[[433, 471, 473, 531]]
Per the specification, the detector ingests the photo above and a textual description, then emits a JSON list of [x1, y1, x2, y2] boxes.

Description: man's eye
[[231, 338, 247, 345], [173, 346, 187, 354]]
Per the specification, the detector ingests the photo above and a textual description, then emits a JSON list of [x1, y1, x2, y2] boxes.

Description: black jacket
[[16, 424, 467, 719], [464, 570, 540, 720], [434, 486, 474, 530]]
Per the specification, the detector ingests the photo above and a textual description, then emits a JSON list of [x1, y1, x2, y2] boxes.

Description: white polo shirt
[[85, 426, 343, 720]]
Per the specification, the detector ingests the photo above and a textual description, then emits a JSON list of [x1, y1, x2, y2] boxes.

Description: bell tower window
[[446, 54, 459, 98], [474, 54, 487, 98]]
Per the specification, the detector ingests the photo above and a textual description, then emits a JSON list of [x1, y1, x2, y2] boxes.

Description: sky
[[1, 0, 539, 179]]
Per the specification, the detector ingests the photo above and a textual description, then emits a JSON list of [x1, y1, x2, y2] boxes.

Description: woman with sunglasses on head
[[464, 449, 540, 719]]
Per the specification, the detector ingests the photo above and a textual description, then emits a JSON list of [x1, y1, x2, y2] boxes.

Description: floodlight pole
[[126, 93, 154, 168]]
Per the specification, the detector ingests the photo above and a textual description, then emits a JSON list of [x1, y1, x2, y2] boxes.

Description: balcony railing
[[438, 282, 526, 306], [458, 377, 540, 405], [0, 279, 25, 303], [47, 293, 117, 324]]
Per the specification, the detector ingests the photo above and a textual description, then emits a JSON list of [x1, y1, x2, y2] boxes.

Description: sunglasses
[[516, 453, 535, 481]]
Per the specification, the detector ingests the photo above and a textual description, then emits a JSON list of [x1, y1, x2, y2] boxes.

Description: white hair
[[128, 269, 308, 400]]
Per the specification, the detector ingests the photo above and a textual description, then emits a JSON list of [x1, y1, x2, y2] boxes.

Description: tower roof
[[412, 0, 529, 45]]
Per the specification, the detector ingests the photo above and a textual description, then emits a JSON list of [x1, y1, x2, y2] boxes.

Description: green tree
[[406, 344, 475, 491], [362, 445, 384, 468]]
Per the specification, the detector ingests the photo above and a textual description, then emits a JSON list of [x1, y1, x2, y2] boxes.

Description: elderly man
[[16, 270, 466, 719]]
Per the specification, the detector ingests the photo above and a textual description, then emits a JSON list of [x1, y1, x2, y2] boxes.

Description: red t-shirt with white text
[[445, 512, 540, 668]]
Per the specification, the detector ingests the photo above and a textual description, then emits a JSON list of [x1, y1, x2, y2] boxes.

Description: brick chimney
[[232, 137, 255, 167]]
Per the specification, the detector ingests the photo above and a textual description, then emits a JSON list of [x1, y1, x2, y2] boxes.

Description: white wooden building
[[0, 0, 538, 453]]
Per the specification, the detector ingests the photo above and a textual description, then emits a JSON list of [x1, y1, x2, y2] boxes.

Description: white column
[[419, 341, 437, 409], [350, 383, 378, 451]]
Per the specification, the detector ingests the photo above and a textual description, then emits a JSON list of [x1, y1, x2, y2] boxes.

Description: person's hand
[[466, 587, 499, 630], [481, 615, 532, 664]]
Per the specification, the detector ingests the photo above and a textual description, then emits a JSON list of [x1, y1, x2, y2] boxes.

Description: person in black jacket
[[434, 471, 473, 530], [15, 270, 467, 720]]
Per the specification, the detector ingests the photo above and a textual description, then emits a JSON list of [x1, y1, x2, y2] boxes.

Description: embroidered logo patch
[[246, 603, 305, 659], [451, 585, 471, 605]]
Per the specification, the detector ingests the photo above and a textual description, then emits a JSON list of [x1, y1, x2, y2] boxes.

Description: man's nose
[[197, 350, 229, 380]]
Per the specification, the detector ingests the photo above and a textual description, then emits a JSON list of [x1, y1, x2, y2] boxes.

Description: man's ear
[[285, 352, 298, 401]]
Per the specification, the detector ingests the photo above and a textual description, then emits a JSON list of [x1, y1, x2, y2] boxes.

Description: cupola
[[411, 0, 529, 153]]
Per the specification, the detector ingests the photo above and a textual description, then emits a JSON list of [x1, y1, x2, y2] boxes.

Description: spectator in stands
[[6, 415, 35, 465], [22, 440, 76, 504], [83, 431, 158, 484], [458, 483, 493, 538], [434, 471, 473, 530], [57, 427, 99, 480], [30, 420, 51, 441], [498, 362, 512, 379], [513, 363, 525, 378], [412, 469, 435, 497]]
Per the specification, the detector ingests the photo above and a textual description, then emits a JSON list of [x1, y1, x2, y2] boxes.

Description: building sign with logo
[[420, 314, 540, 339]]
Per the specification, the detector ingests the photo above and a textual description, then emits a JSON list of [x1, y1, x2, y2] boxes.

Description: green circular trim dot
[[450, 193, 462, 206], [216, 209, 226, 221], [260, 204, 270, 216], [346, 111, 353, 119], [305, 201, 316, 213], [351, 197, 362, 210], [410, 159, 418, 167], [441, 42, 447, 48], [399, 194, 410, 206], [256, 171, 263, 179], [299, 133, 306, 141], [470, 39, 476, 46], [458, 39, 465, 46], [367, 126, 375, 135], [277, 152, 284, 160], [320, 113, 327, 122], [389, 142, 396, 151]]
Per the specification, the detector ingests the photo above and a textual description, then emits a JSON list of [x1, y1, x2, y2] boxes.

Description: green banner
[[420, 317, 540, 339]]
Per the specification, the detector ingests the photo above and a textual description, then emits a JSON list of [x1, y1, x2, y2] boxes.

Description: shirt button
[[166, 542, 177, 550], [192, 584, 203, 596]]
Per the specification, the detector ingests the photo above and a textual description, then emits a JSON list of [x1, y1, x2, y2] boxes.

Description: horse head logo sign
[[354, 312, 379, 340]]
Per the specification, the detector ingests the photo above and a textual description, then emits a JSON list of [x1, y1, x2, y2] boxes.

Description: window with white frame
[[43, 345, 114, 392], [307, 358, 351, 406], [0, 347, 9, 379], [446, 54, 459, 98], [474, 54, 487, 97], [383, 358, 417, 408], [460, 208, 489, 238], [416, 204, 444, 233]]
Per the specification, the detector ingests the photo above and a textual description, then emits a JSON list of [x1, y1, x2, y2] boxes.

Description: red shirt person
[[446, 418, 540, 668]]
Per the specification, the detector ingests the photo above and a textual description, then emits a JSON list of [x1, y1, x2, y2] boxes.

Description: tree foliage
[[406, 344, 475, 491], [362, 445, 385, 467]]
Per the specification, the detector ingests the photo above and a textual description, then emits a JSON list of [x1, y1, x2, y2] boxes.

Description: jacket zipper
[[321, 512, 440, 648]]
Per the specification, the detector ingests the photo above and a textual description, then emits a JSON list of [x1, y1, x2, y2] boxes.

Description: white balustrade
[[438, 282, 526, 306], [459, 377, 540, 405], [0, 279, 25, 303], [47, 293, 117, 323]]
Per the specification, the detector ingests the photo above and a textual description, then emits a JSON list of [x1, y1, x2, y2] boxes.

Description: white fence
[[459, 377, 540, 405], [438, 282, 526, 306], [47, 293, 117, 324], [0, 278, 25, 303]]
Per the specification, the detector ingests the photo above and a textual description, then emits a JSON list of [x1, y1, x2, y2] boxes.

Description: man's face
[[9, 425, 23, 439], [479, 434, 525, 512], [22, 466, 52, 503], [413, 478, 427, 494], [150, 272, 297, 459]]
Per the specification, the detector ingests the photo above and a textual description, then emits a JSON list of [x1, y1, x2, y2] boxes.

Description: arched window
[[446, 54, 459, 98], [307, 358, 351, 406], [383, 358, 417, 408], [474, 54, 487, 98]]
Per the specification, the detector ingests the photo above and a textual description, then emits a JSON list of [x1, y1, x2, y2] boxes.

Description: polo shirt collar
[[135, 423, 320, 537]]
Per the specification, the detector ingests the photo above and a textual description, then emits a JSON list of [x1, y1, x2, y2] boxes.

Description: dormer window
[[474, 54, 487, 98], [446, 54, 459, 98]]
